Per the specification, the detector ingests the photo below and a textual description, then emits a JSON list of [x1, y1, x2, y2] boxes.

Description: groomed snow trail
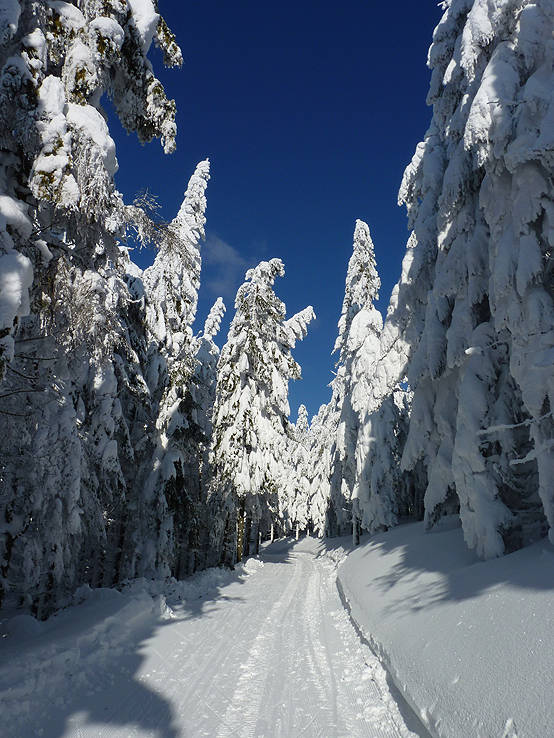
[[2, 538, 425, 738]]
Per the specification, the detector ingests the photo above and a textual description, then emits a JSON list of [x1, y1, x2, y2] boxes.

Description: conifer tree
[[393, 0, 553, 557], [0, 0, 184, 612], [288, 404, 311, 536], [135, 160, 211, 579], [209, 259, 314, 563], [328, 220, 381, 537], [305, 403, 335, 537]]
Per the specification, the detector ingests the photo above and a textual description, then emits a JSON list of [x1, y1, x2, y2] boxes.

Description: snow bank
[[0, 559, 263, 733], [338, 522, 554, 738], [120, 555, 264, 611]]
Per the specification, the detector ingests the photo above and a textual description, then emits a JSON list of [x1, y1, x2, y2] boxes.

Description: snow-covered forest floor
[[0, 538, 425, 738], [339, 523, 554, 738]]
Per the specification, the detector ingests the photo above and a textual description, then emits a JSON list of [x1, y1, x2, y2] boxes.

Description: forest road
[[11, 538, 427, 738]]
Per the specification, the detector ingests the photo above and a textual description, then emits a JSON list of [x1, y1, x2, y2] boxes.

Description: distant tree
[[209, 259, 314, 564], [305, 403, 335, 538], [289, 404, 311, 537], [328, 220, 382, 538]]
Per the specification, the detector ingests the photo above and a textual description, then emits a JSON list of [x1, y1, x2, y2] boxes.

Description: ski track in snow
[[2, 539, 425, 738]]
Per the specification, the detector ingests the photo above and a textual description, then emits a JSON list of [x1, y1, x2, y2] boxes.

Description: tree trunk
[[270, 521, 275, 543], [352, 514, 360, 546], [250, 520, 260, 555], [295, 523, 300, 540], [220, 508, 237, 568], [243, 512, 252, 560], [236, 498, 246, 563]]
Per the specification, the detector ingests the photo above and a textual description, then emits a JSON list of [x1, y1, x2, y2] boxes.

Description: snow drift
[[338, 521, 554, 738]]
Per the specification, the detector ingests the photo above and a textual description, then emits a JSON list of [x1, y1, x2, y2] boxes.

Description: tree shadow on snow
[[0, 561, 261, 738], [352, 520, 554, 615]]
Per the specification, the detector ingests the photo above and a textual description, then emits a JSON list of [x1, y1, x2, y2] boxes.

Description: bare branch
[[0, 388, 46, 399], [7, 365, 39, 382], [14, 355, 56, 361]]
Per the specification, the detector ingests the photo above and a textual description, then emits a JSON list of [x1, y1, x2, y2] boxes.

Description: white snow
[[338, 522, 554, 738], [90, 17, 125, 51], [0, 251, 33, 328], [47, 1, 85, 33], [66, 103, 118, 177], [0, 194, 32, 241], [35, 238, 53, 265], [127, 0, 159, 53], [0, 539, 424, 738]]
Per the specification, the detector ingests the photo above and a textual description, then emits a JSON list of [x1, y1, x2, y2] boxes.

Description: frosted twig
[[510, 440, 554, 466], [477, 411, 553, 436], [0, 388, 46, 399], [0, 408, 34, 417], [14, 335, 48, 343], [7, 365, 39, 382], [15, 354, 56, 361]]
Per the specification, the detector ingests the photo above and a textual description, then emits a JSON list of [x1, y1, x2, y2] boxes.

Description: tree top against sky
[[111, 1, 443, 419]]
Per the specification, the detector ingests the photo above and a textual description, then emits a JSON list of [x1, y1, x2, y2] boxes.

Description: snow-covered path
[[1, 538, 425, 738]]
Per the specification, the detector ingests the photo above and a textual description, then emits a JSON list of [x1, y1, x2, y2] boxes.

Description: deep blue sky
[[111, 1, 442, 421]]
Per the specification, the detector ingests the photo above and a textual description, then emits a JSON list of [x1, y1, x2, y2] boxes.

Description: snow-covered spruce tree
[[305, 402, 336, 537], [271, 402, 312, 540], [0, 0, 182, 613], [327, 220, 381, 538], [191, 297, 226, 567], [209, 259, 314, 564], [193, 297, 227, 448], [287, 404, 311, 538], [395, 0, 553, 557], [354, 383, 415, 539], [143, 160, 210, 364], [129, 160, 212, 580]]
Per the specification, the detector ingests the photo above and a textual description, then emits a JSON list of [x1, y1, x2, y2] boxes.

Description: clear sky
[[111, 1, 443, 421]]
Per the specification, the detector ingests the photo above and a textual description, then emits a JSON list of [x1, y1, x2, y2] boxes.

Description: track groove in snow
[[0, 538, 426, 738]]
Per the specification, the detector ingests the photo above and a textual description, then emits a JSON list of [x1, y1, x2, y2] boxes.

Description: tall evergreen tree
[[288, 404, 311, 537], [0, 0, 183, 612], [305, 403, 335, 537], [209, 259, 314, 564], [328, 220, 381, 537], [394, 0, 553, 557], [135, 160, 212, 579]]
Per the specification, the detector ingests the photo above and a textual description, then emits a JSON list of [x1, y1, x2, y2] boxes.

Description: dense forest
[[0, 0, 552, 619]]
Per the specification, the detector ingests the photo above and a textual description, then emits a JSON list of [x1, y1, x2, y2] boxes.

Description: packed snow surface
[[0, 538, 424, 738], [338, 521, 554, 738]]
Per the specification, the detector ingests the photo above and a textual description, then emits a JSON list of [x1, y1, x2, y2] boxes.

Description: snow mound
[[0, 559, 264, 733], [120, 556, 264, 612], [338, 522, 554, 738]]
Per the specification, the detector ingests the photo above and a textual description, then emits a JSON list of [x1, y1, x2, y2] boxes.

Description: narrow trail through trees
[[34, 538, 427, 738]]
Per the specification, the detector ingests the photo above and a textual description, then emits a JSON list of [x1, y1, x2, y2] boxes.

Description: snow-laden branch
[[284, 306, 316, 346], [510, 440, 554, 467], [477, 411, 553, 436]]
